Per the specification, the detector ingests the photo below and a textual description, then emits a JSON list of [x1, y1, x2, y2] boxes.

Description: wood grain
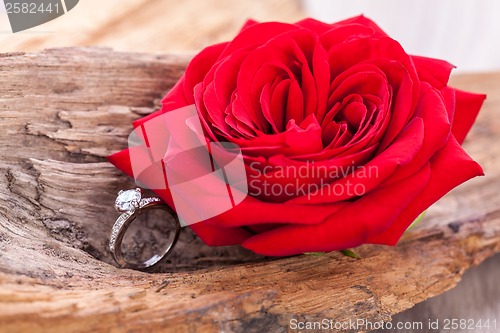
[[0, 47, 499, 333]]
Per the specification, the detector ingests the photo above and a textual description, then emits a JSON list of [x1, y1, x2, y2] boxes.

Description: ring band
[[109, 188, 181, 269]]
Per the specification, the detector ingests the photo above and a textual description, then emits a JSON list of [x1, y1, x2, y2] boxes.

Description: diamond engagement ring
[[109, 188, 181, 269]]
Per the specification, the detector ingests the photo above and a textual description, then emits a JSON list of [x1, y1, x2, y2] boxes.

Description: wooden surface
[[386, 252, 500, 333], [0, 47, 499, 333]]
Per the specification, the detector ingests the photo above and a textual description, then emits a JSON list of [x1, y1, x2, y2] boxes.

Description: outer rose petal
[[366, 136, 484, 245], [239, 19, 259, 32], [412, 55, 455, 88], [242, 163, 431, 256], [183, 42, 229, 105], [295, 18, 333, 35], [218, 22, 299, 59], [319, 24, 377, 51], [334, 15, 388, 37], [189, 223, 251, 246], [204, 196, 347, 228], [452, 89, 486, 144], [108, 147, 134, 178]]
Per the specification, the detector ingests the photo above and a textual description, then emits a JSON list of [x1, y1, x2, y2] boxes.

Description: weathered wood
[[384, 252, 500, 332], [0, 48, 499, 333]]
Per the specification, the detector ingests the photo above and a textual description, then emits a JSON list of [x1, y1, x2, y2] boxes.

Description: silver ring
[[109, 188, 181, 270]]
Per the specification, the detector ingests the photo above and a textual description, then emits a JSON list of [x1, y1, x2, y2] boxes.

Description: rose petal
[[268, 79, 290, 132], [236, 30, 318, 132], [441, 86, 456, 124], [295, 18, 333, 35], [372, 60, 418, 151], [452, 89, 486, 144], [219, 22, 299, 58], [320, 24, 376, 50], [242, 162, 431, 256], [333, 15, 388, 37], [203, 196, 347, 228], [108, 147, 134, 178], [311, 42, 330, 120], [226, 115, 324, 158], [367, 136, 484, 245], [189, 222, 251, 246], [327, 65, 390, 109], [285, 79, 305, 125], [288, 117, 424, 204], [194, 83, 223, 141], [412, 55, 455, 88], [239, 19, 259, 32], [184, 42, 229, 103], [203, 82, 233, 136], [385, 82, 451, 183]]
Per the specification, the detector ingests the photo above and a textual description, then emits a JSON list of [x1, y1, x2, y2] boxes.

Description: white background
[[302, 0, 500, 72]]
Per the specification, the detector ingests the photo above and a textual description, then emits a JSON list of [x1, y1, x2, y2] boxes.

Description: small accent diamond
[[109, 212, 132, 251], [139, 197, 161, 208]]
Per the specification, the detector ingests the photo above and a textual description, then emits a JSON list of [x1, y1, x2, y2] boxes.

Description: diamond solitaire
[[115, 189, 141, 212]]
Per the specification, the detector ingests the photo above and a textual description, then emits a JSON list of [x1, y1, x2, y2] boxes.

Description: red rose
[[109, 16, 485, 256]]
